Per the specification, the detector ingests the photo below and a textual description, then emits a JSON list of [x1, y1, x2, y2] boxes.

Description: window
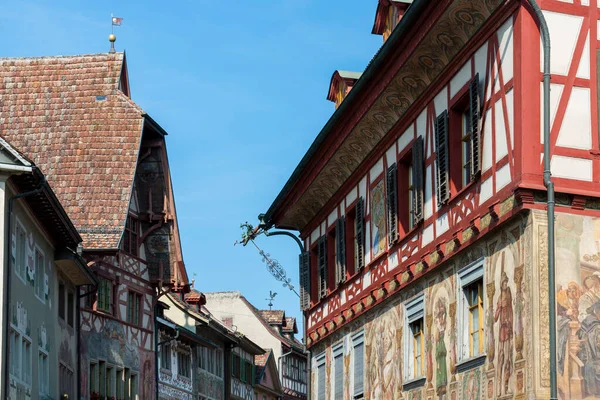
[[317, 236, 327, 299], [89, 362, 98, 394], [67, 290, 75, 327], [58, 282, 65, 320], [355, 197, 365, 271], [59, 362, 74, 399], [127, 292, 141, 325], [352, 331, 365, 399], [97, 277, 113, 314], [9, 330, 20, 378], [333, 343, 344, 399], [232, 353, 241, 379], [458, 259, 485, 361], [435, 110, 450, 207], [160, 343, 171, 370], [116, 368, 124, 399], [15, 223, 26, 281], [22, 337, 32, 385], [123, 214, 139, 256], [404, 294, 425, 381], [447, 75, 481, 197], [316, 353, 326, 400], [335, 217, 347, 285], [178, 351, 191, 378], [387, 163, 399, 244], [399, 137, 424, 234], [34, 249, 45, 301], [38, 350, 49, 394], [106, 365, 114, 397], [129, 373, 138, 400], [467, 281, 484, 356]]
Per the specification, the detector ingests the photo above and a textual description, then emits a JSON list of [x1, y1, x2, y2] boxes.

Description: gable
[[0, 52, 145, 249]]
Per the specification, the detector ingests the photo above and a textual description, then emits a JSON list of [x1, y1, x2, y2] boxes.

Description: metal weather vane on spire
[[108, 14, 123, 53]]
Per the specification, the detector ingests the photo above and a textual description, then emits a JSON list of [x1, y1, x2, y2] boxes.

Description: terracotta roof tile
[[0, 53, 144, 249], [282, 317, 298, 334], [259, 310, 285, 325]]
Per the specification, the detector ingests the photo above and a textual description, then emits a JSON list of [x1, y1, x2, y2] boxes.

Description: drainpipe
[[2, 169, 46, 400], [526, 2, 556, 399]]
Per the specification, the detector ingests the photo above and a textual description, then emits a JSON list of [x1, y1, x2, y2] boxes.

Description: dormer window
[[327, 70, 362, 109], [372, 0, 413, 43]]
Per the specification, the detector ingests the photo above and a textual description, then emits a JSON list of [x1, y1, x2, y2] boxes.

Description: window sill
[[403, 376, 426, 391], [456, 354, 486, 373]]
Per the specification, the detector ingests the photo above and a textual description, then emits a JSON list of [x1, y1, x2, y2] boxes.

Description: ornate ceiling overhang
[[270, 0, 511, 232]]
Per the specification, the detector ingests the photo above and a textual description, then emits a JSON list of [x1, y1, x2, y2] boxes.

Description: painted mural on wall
[[312, 216, 531, 400], [553, 214, 600, 400], [370, 180, 386, 258]]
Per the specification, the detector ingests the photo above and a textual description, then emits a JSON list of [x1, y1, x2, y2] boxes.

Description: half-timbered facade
[[204, 292, 308, 400], [0, 52, 189, 400], [265, 0, 600, 399]]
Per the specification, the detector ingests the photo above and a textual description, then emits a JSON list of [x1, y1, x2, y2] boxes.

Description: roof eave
[[264, 0, 426, 230]]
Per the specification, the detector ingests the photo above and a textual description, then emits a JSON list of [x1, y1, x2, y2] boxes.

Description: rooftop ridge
[[0, 52, 124, 62]]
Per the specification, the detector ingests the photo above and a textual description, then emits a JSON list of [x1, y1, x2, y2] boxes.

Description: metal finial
[[108, 34, 116, 53]]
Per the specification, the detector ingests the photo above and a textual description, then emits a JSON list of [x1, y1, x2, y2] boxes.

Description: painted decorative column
[[426, 314, 434, 389], [514, 265, 524, 361], [486, 282, 496, 370]]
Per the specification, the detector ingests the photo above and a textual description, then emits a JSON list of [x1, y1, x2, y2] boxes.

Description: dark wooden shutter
[[386, 163, 398, 244], [299, 252, 310, 310], [335, 217, 346, 284], [435, 110, 450, 207], [355, 197, 365, 271], [469, 73, 481, 179], [412, 136, 424, 225], [317, 236, 327, 299]]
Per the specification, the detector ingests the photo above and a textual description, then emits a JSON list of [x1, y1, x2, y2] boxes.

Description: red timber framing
[[266, 0, 600, 348]]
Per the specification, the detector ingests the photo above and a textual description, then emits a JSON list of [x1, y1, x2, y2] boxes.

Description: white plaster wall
[[203, 293, 282, 360]]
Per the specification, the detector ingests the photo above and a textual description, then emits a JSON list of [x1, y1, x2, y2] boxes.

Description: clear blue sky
[[0, 0, 382, 333]]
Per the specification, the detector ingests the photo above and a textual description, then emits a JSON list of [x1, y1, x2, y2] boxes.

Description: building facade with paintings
[[0, 51, 190, 400], [263, 0, 600, 399], [0, 138, 97, 400], [204, 292, 308, 400]]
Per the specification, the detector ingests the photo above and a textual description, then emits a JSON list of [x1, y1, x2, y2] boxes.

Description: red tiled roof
[[259, 310, 285, 325], [282, 317, 298, 334], [255, 349, 271, 368], [0, 53, 144, 249]]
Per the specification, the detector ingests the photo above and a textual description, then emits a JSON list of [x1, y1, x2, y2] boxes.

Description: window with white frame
[[352, 331, 365, 399], [38, 349, 49, 394], [10, 329, 32, 386], [22, 337, 32, 385], [458, 259, 485, 361], [15, 223, 26, 282], [34, 248, 45, 302], [404, 294, 425, 381], [333, 342, 344, 399], [9, 329, 20, 379], [316, 352, 326, 400]]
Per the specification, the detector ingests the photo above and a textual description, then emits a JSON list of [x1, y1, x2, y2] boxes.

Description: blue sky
[[0, 0, 383, 332]]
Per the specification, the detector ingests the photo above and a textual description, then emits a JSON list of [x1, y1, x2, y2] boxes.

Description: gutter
[[525, 2, 556, 399], [263, 0, 429, 227]]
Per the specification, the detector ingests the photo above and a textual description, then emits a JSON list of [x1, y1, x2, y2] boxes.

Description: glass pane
[[471, 307, 479, 331], [472, 332, 479, 355]]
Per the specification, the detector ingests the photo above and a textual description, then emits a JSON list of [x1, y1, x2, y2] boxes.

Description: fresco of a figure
[[370, 180, 386, 258], [366, 306, 401, 399], [554, 214, 600, 399], [495, 270, 514, 396], [435, 298, 448, 399]]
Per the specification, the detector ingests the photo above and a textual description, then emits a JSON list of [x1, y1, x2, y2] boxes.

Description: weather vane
[[109, 13, 123, 53], [235, 222, 298, 297], [265, 291, 277, 310]]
